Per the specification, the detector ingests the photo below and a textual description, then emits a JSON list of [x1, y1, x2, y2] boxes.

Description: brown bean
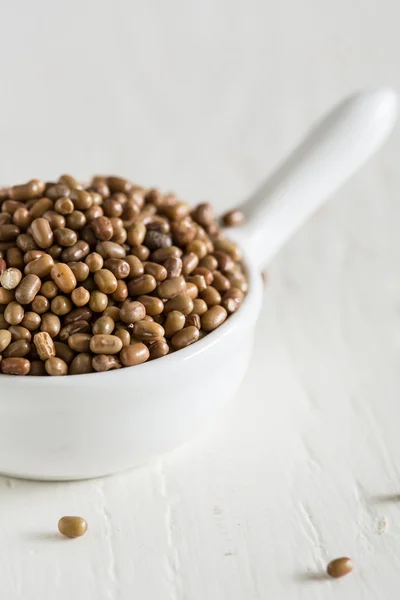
[[90, 215, 113, 241], [192, 298, 208, 316], [90, 334, 123, 354], [114, 329, 130, 347], [193, 267, 213, 285], [94, 269, 118, 294], [0, 267, 22, 290], [40, 281, 59, 300], [149, 340, 169, 360], [54, 341, 75, 364], [171, 326, 200, 350], [46, 183, 71, 201], [71, 286, 90, 307], [21, 312, 41, 331], [127, 222, 146, 246], [2, 200, 22, 214], [128, 274, 157, 296], [10, 179, 45, 201], [59, 320, 91, 341], [120, 343, 150, 366], [103, 306, 120, 321], [118, 300, 145, 324], [64, 307, 92, 324], [186, 239, 207, 259], [68, 261, 89, 283], [66, 210, 86, 230], [201, 305, 227, 332], [33, 331, 56, 360], [68, 333, 92, 353], [8, 325, 31, 342], [85, 252, 104, 273], [201, 286, 221, 307], [51, 263, 77, 294], [182, 252, 199, 275], [214, 238, 241, 261], [4, 301, 24, 325], [222, 287, 244, 313], [7, 247, 24, 269], [61, 240, 90, 262], [0, 288, 14, 304], [3, 339, 31, 358], [137, 295, 164, 316], [70, 189, 93, 210], [48, 244, 63, 260], [157, 276, 186, 300], [1, 357, 30, 375], [0, 258, 6, 275], [53, 227, 78, 247], [29, 360, 47, 375], [92, 316, 115, 335], [16, 233, 37, 252], [45, 357, 68, 376], [211, 270, 231, 292], [162, 202, 190, 221], [13, 207, 31, 229], [89, 290, 108, 312], [0, 329, 12, 352], [112, 280, 128, 302], [69, 353, 94, 375], [187, 275, 207, 292], [164, 294, 193, 315], [42, 210, 66, 230], [29, 197, 54, 219], [31, 295, 50, 314], [144, 262, 167, 282], [30, 218, 54, 249], [152, 246, 182, 262], [227, 273, 248, 293], [222, 209, 244, 227], [96, 241, 126, 259], [0, 314, 7, 328], [144, 230, 172, 251], [131, 244, 150, 261], [125, 255, 144, 278], [54, 197, 74, 215], [185, 282, 198, 299], [212, 251, 234, 272], [58, 174, 82, 190], [132, 320, 164, 341], [103, 258, 130, 279], [327, 558, 353, 578], [185, 314, 201, 329], [40, 313, 61, 338], [192, 202, 214, 227], [92, 354, 122, 372], [107, 176, 132, 194], [0, 224, 20, 241], [163, 257, 182, 278], [25, 254, 54, 278], [171, 219, 197, 245]]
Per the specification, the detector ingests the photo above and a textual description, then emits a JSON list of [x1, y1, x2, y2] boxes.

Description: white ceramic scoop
[[0, 87, 397, 480]]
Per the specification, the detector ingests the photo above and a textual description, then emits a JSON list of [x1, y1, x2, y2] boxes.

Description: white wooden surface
[[1, 1, 400, 598]]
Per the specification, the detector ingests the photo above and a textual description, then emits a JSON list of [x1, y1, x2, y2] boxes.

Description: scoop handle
[[231, 88, 398, 269]]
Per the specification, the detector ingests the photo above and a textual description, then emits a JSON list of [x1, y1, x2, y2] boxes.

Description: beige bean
[[89, 290, 108, 312], [92, 354, 122, 372], [3, 339, 31, 358], [25, 254, 54, 278], [40, 313, 61, 338], [90, 334, 123, 354], [1, 357, 30, 375], [164, 294, 193, 315], [132, 320, 164, 342], [201, 305, 227, 332], [227, 273, 248, 293], [157, 276, 186, 300], [171, 325, 200, 350], [185, 282, 198, 299], [4, 301, 24, 325], [34, 331, 56, 360], [0, 267, 22, 290], [0, 329, 12, 352], [21, 311, 41, 331], [128, 274, 157, 296], [120, 300, 146, 324], [69, 353, 94, 375], [222, 287, 244, 313], [94, 269, 118, 294], [31, 217, 54, 249], [68, 333, 92, 353], [45, 357, 68, 376], [85, 252, 104, 273], [51, 263, 77, 294], [120, 343, 150, 366]]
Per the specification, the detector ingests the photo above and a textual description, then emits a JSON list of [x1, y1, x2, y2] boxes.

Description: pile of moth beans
[[0, 176, 247, 376]]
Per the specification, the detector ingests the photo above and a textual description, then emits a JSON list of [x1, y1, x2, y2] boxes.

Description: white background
[[1, 1, 400, 598]]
